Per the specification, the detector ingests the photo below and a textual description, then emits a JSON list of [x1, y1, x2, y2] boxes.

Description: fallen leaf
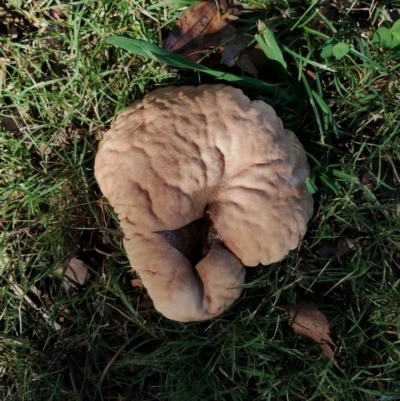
[[38, 143, 51, 155], [50, 7, 66, 21], [163, 0, 269, 77], [165, 1, 237, 55], [130, 278, 143, 288], [317, 240, 335, 259], [302, 67, 315, 79], [221, 34, 252, 67], [296, 263, 318, 286], [335, 239, 356, 258], [237, 44, 273, 79], [235, 51, 258, 76], [1, 108, 26, 138], [60, 257, 90, 290], [285, 302, 335, 358], [222, 39, 274, 78]]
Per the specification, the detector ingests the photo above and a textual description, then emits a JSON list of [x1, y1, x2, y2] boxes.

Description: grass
[[1, 0, 400, 400]]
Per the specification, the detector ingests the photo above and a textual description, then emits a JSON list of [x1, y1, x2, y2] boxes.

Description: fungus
[[94, 84, 313, 322]]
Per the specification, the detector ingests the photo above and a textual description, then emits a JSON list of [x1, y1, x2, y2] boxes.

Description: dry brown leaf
[[1, 108, 26, 138], [50, 7, 66, 21], [38, 143, 51, 155], [235, 52, 258, 77], [221, 34, 252, 67], [239, 44, 274, 80], [335, 239, 356, 258], [302, 67, 315, 79], [130, 278, 143, 288], [60, 257, 90, 290], [317, 240, 335, 259], [285, 302, 335, 358], [165, 1, 237, 55], [296, 263, 318, 286], [164, 0, 265, 77], [1, 115, 22, 136]]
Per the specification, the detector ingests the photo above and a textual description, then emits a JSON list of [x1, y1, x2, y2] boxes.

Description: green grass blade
[[106, 37, 289, 98]]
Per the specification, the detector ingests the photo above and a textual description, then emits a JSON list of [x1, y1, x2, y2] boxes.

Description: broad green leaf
[[320, 44, 333, 59], [390, 19, 400, 48], [372, 27, 392, 48], [255, 21, 287, 70], [332, 42, 349, 59], [106, 37, 287, 97], [372, 31, 380, 46], [390, 37, 400, 48], [391, 19, 400, 36]]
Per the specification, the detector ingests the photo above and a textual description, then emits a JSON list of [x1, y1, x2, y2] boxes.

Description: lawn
[[1, 0, 400, 400]]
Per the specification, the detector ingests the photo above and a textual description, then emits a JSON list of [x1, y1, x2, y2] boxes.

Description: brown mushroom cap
[[95, 84, 313, 322]]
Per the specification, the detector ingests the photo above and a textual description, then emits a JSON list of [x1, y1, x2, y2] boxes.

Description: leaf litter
[[164, 0, 274, 78], [164, 0, 237, 55]]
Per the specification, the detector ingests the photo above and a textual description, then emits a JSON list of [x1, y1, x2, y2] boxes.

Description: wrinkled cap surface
[[95, 84, 313, 322]]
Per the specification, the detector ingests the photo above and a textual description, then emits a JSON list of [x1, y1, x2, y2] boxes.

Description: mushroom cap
[[95, 84, 313, 322]]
